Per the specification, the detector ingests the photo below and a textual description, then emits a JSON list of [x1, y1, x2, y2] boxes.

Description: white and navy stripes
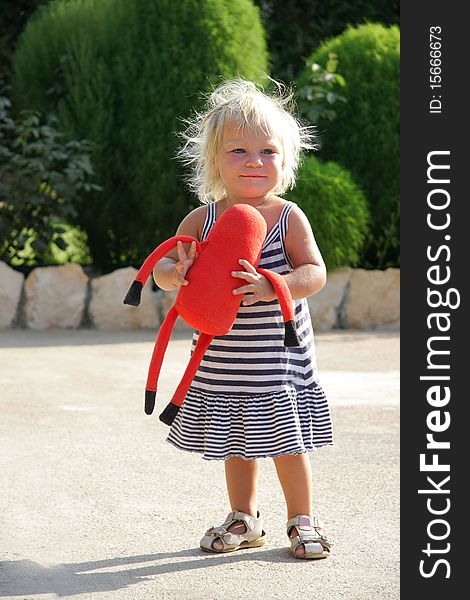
[[166, 200, 333, 460]]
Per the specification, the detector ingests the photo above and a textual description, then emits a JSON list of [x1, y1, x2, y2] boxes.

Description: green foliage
[[297, 23, 400, 267], [286, 155, 370, 269], [48, 222, 92, 265], [253, 0, 399, 83], [0, 2, 48, 46], [296, 52, 346, 133], [0, 1, 49, 81], [370, 195, 400, 269], [6, 222, 93, 267], [12, 0, 268, 270], [0, 94, 99, 265]]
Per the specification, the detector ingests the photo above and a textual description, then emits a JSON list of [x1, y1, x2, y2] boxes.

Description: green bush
[[12, 0, 268, 270], [296, 51, 347, 129], [0, 1, 50, 84], [297, 23, 400, 267], [0, 95, 99, 265], [286, 155, 369, 270], [253, 0, 399, 83]]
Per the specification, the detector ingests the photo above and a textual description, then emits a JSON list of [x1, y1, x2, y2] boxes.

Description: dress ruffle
[[166, 385, 334, 461]]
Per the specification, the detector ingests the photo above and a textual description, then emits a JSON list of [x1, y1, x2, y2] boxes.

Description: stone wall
[[0, 261, 399, 331]]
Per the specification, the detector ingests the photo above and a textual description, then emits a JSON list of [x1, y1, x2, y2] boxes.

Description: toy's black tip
[[124, 280, 143, 306], [145, 389, 156, 415], [284, 320, 300, 347], [159, 402, 180, 426]]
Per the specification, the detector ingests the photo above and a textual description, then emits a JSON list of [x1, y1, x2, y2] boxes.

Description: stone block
[[307, 267, 352, 330], [0, 262, 25, 328], [345, 268, 400, 329], [24, 264, 88, 329], [90, 267, 160, 329]]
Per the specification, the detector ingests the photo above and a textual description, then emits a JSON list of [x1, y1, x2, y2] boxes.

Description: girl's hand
[[231, 258, 276, 306], [175, 240, 197, 287]]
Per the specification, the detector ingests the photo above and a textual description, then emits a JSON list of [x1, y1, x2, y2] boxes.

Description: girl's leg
[[212, 456, 260, 550], [225, 456, 260, 516], [273, 453, 313, 557]]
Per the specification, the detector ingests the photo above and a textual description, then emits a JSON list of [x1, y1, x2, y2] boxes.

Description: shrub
[[12, 0, 268, 270], [253, 0, 399, 83], [0, 95, 99, 265], [286, 155, 369, 270], [0, 1, 50, 83], [297, 23, 400, 267], [296, 51, 347, 131]]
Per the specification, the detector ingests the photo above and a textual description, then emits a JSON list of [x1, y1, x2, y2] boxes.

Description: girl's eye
[[230, 147, 276, 155]]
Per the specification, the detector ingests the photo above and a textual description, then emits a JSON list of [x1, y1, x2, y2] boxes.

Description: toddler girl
[[153, 79, 333, 559]]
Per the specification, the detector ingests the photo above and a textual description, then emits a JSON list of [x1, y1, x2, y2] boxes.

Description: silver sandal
[[287, 514, 332, 559], [200, 510, 267, 553]]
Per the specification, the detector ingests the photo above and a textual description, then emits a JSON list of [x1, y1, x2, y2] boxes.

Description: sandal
[[287, 514, 332, 559], [200, 510, 267, 553]]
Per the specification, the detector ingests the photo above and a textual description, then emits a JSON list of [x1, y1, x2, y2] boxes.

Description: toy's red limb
[[143, 305, 179, 415], [171, 332, 214, 406], [135, 235, 200, 286], [124, 235, 201, 307], [159, 332, 213, 425], [257, 268, 295, 321], [257, 268, 300, 347], [146, 305, 179, 391]]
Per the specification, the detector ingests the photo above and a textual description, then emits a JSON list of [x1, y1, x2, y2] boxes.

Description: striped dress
[[166, 200, 333, 461]]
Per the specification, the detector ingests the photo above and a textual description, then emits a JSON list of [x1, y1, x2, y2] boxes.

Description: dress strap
[[279, 201, 296, 268], [201, 202, 217, 241], [279, 201, 295, 238], [261, 200, 295, 250]]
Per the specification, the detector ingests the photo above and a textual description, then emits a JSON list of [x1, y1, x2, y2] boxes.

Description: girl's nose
[[245, 155, 263, 167]]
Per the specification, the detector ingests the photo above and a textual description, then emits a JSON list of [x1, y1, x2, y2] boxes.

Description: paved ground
[[0, 329, 399, 600]]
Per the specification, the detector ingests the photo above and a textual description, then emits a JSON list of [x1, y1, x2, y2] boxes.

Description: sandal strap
[[286, 514, 322, 531], [204, 510, 263, 549], [206, 510, 259, 536], [290, 535, 328, 555], [286, 514, 332, 548]]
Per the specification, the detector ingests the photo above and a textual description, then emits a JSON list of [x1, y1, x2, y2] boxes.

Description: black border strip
[[401, 2, 466, 595]]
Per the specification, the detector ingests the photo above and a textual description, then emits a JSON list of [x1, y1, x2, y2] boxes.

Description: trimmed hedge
[[286, 155, 369, 270], [297, 23, 400, 267], [12, 0, 268, 270], [253, 0, 399, 84]]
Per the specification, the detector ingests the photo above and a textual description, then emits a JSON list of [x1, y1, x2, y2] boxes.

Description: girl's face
[[216, 122, 284, 202]]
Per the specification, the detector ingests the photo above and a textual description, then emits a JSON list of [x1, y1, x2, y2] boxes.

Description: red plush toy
[[124, 204, 299, 425]]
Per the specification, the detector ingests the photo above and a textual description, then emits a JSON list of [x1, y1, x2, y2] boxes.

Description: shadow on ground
[[0, 328, 398, 349], [0, 547, 302, 597]]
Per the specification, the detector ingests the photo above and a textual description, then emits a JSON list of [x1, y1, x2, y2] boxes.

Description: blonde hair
[[176, 78, 317, 203]]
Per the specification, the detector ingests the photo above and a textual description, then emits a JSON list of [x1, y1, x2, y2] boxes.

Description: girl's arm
[[152, 206, 206, 291], [232, 205, 326, 306], [282, 204, 327, 300]]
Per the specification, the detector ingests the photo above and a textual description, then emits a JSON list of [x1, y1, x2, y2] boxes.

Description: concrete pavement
[[0, 329, 399, 599]]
